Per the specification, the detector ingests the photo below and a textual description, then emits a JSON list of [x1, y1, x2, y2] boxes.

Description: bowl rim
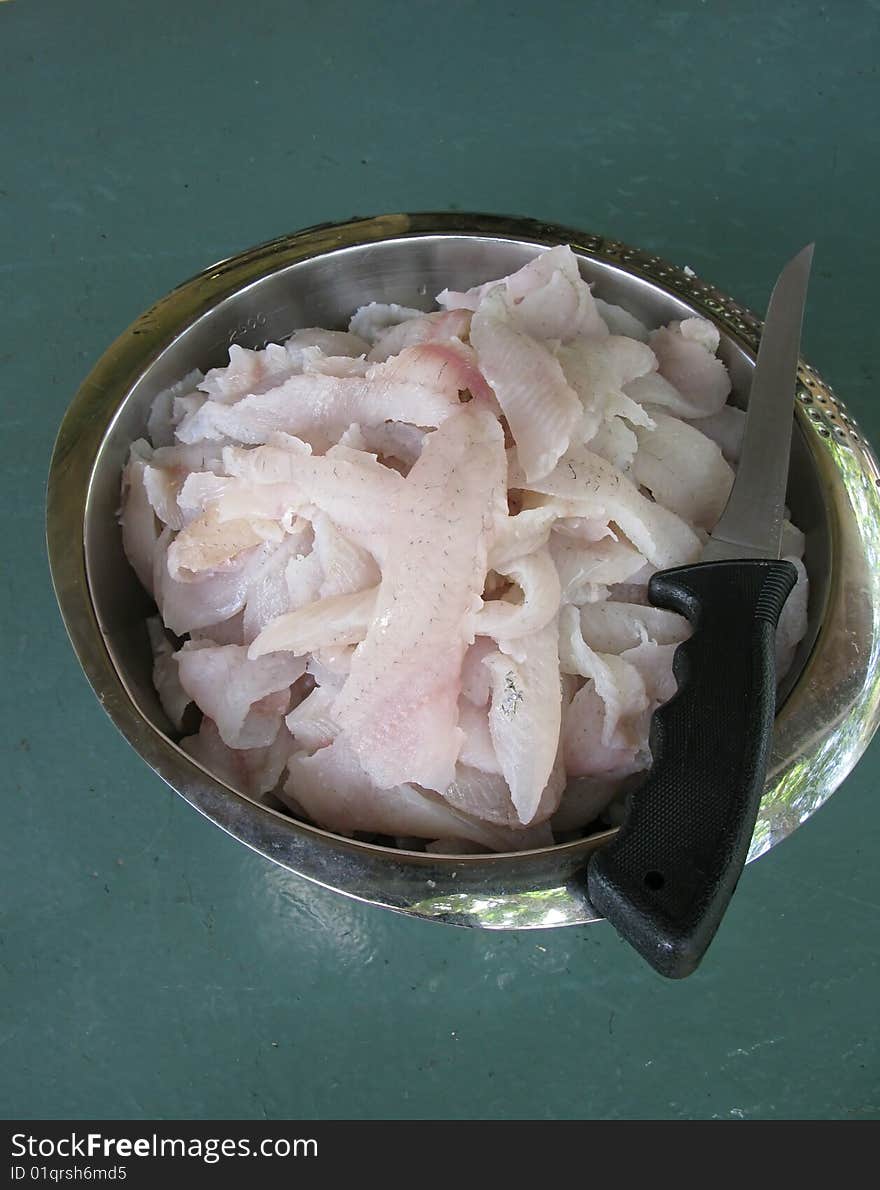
[[47, 211, 880, 929]]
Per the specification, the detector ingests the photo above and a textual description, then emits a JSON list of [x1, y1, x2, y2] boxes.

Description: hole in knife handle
[[644, 871, 665, 891]]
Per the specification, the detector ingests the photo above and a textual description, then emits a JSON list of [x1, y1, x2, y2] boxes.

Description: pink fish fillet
[[176, 370, 459, 446], [367, 309, 473, 362], [333, 403, 507, 792], [285, 736, 548, 852], [471, 286, 582, 483], [440, 245, 606, 341], [368, 340, 494, 403], [181, 717, 295, 799]]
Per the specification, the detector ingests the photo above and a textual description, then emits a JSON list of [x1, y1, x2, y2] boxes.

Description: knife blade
[[587, 245, 814, 979]]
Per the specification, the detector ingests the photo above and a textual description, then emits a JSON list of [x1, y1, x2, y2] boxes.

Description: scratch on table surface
[[726, 1036, 785, 1059]]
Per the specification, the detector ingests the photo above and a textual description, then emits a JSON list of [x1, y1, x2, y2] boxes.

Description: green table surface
[[2, 0, 879, 1121]]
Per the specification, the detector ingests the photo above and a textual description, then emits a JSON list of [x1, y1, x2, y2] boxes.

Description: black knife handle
[[586, 558, 797, 979]]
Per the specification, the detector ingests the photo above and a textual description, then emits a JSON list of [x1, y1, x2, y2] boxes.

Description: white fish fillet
[[632, 410, 734, 530], [285, 548, 325, 612], [154, 531, 274, 638], [313, 512, 381, 598], [333, 404, 507, 792], [284, 327, 370, 365], [580, 600, 690, 654], [509, 445, 702, 570], [120, 441, 160, 596], [176, 370, 458, 447], [248, 587, 378, 660], [148, 370, 204, 448], [181, 717, 294, 799], [368, 340, 493, 403], [199, 342, 296, 405], [488, 507, 557, 569], [648, 318, 731, 416], [474, 547, 561, 640], [551, 774, 632, 831], [299, 349, 370, 378], [285, 735, 543, 851], [562, 682, 649, 779], [348, 301, 425, 344], [550, 534, 646, 605], [588, 416, 639, 471], [367, 309, 472, 362], [241, 526, 314, 644], [441, 245, 606, 341], [457, 700, 502, 775], [484, 618, 562, 824], [142, 443, 225, 531], [307, 646, 354, 686], [166, 510, 282, 579], [686, 403, 747, 463], [594, 298, 649, 341], [284, 684, 341, 753], [200, 446, 404, 561], [558, 604, 648, 746], [349, 420, 426, 469], [190, 611, 245, 647], [146, 616, 191, 730], [620, 639, 679, 705], [440, 765, 518, 826], [176, 641, 305, 749], [460, 636, 497, 707], [557, 335, 657, 440], [471, 285, 582, 482]]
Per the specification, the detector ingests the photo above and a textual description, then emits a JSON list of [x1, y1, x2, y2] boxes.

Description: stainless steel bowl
[[47, 213, 880, 929]]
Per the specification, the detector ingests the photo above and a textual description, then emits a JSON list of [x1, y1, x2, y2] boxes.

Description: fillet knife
[[587, 244, 814, 979]]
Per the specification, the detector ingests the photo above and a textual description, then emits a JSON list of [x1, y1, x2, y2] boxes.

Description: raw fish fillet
[[632, 411, 734, 530], [148, 370, 204, 448], [248, 587, 378, 659], [474, 547, 561, 640], [284, 328, 370, 364], [686, 403, 747, 463], [457, 702, 502, 775], [153, 529, 275, 636], [181, 717, 295, 799], [367, 309, 472, 362], [284, 684, 341, 753], [176, 641, 306, 749], [146, 616, 191, 730], [120, 441, 160, 596], [441, 245, 606, 342], [333, 404, 507, 792], [349, 302, 425, 344], [579, 600, 690, 654], [176, 370, 459, 448], [285, 736, 545, 851], [647, 318, 731, 416], [550, 534, 647, 605], [509, 445, 701, 570], [484, 618, 562, 824], [200, 342, 295, 405], [594, 298, 649, 341], [471, 286, 582, 482]]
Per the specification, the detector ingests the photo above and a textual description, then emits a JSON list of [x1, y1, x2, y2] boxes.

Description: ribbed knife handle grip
[[587, 558, 797, 979]]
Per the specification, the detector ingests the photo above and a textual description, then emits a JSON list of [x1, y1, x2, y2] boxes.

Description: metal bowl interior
[[48, 213, 880, 929]]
